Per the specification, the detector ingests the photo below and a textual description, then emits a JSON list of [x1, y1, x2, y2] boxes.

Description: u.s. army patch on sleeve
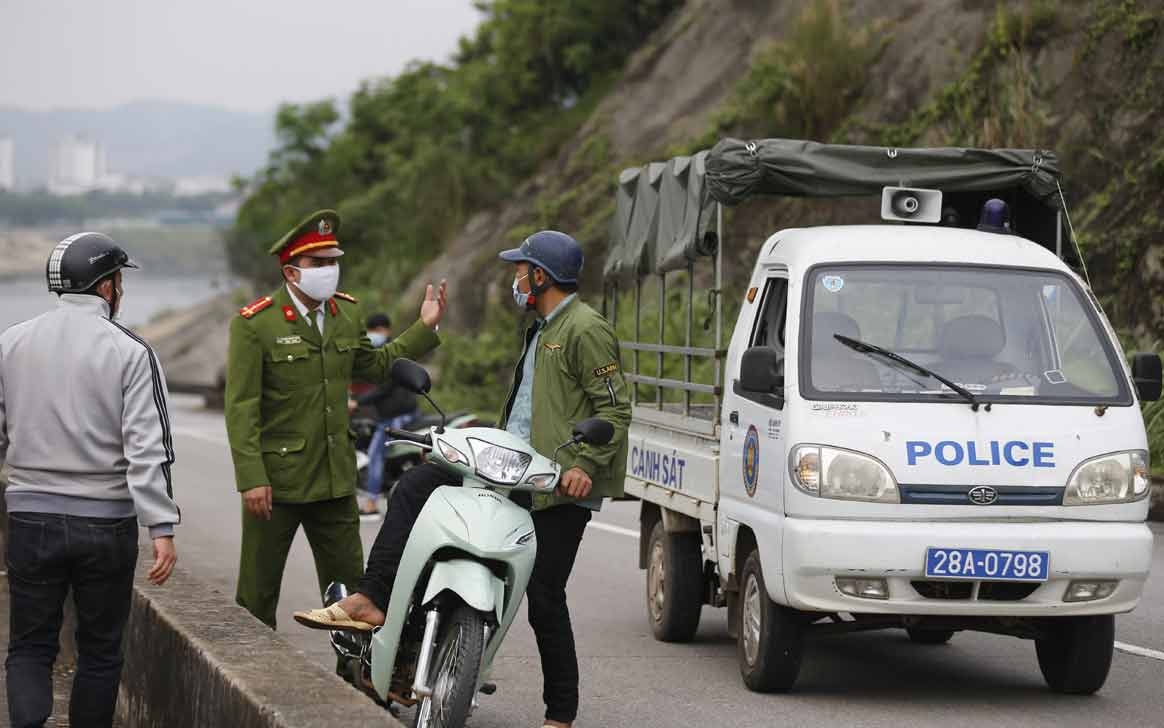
[[593, 362, 619, 378]]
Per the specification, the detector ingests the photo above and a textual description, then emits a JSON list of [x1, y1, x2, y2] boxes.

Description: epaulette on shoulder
[[239, 295, 274, 319], [333, 291, 358, 304]]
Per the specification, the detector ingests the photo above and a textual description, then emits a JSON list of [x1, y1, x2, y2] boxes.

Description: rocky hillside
[[230, 0, 1164, 412], [409, 0, 1162, 328]]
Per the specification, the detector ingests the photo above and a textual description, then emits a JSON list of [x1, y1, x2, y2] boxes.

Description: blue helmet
[[498, 230, 584, 285]]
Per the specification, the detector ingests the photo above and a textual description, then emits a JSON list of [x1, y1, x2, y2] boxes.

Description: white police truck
[[603, 139, 1161, 695]]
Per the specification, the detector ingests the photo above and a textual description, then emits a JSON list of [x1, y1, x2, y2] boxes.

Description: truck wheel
[[737, 549, 803, 692], [1035, 615, 1114, 695], [907, 628, 955, 645], [646, 520, 703, 642]]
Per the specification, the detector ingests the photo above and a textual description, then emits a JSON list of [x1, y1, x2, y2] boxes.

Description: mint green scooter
[[326, 359, 612, 728]]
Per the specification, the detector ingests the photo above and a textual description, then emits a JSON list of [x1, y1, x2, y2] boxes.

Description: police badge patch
[[742, 425, 761, 498]]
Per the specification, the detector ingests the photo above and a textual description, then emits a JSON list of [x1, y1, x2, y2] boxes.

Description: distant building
[[49, 134, 107, 194], [0, 137, 14, 190]]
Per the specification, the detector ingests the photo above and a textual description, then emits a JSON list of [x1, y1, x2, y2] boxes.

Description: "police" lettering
[[630, 445, 687, 489], [905, 440, 1055, 468]]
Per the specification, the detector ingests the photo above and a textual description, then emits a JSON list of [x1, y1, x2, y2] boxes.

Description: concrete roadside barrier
[[116, 554, 401, 728]]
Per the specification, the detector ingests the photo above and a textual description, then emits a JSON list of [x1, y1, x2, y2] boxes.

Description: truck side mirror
[[740, 346, 784, 393], [390, 358, 432, 395], [1131, 352, 1162, 401]]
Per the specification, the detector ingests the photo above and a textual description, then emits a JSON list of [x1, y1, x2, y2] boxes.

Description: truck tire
[[907, 628, 955, 645], [1035, 615, 1114, 695], [646, 520, 703, 642], [737, 549, 803, 692]]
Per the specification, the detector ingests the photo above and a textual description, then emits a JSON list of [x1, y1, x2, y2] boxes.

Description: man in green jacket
[[295, 230, 629, 728], [226, 209, 447, 629]]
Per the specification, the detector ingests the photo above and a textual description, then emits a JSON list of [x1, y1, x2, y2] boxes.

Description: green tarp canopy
[[604, 138, 1066, 282]]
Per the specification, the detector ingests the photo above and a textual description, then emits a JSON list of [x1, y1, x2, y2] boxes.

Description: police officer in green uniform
[[225, 209, 448, 628]]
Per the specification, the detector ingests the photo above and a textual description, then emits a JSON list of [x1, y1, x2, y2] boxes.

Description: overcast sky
[[1, 0, 484, 112]]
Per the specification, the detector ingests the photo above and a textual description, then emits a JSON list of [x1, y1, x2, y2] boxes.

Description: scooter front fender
[[422, 559, 506, 623]]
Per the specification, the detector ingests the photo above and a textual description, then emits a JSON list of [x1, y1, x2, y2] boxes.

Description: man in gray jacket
[[1, 232, 180, 728]]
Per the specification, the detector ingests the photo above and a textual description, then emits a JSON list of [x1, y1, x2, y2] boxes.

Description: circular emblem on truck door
[[968, 486, 998, 505], [743, 425, 761, 497]]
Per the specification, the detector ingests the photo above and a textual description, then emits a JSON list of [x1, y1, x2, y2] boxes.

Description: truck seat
[[810, 312, 881, 392], [931, 315, 1016, 384]]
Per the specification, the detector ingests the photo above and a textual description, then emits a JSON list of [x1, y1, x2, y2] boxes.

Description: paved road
[[167, 395, 1164, 727]]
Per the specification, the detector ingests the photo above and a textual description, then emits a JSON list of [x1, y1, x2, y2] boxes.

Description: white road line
[[588, 521, 638, 539], [1115, 641, 1164, 662]]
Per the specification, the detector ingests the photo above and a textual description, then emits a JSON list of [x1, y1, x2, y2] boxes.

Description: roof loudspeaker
[[881, 186, 943, 223]]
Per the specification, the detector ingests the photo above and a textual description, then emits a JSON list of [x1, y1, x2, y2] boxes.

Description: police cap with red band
[[269, 209, 345, 264]]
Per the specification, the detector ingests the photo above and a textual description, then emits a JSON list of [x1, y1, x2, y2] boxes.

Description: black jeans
[[5, 512, 138, 728], [359, 463, 592, 723]]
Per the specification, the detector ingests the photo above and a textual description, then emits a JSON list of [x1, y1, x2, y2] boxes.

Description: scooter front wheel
[[412, 604, 486, 728]]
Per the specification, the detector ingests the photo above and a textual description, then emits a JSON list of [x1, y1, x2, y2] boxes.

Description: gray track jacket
[[0, 294, 179, 538]]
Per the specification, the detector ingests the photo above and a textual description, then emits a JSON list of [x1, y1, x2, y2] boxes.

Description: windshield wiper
[[832, 334, 990, 411]]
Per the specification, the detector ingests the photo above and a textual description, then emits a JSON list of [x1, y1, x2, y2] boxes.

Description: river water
[[0, 274, 234, 331]]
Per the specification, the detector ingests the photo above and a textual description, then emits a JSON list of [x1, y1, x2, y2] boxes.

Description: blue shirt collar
[[538, 293, 576, 326]]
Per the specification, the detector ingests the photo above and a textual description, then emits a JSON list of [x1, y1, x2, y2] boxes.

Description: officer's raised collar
[[58, 293, 111, 317]]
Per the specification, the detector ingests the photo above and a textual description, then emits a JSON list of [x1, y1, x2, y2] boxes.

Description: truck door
[[720, 273, 790, 561]]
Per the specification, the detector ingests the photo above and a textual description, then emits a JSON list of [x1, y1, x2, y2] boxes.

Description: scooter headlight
[[790, 445, 899, 503], [468, 438, 532, 484], [1064, 450, 1149, 505]]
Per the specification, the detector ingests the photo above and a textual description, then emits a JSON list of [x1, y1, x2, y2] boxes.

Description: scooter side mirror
[[572, 418, 614, 446], [390, 358, 432, 395]]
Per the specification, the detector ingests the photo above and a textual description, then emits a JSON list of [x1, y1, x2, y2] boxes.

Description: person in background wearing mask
[[295, 230, 630, 728], [354, 313, 421, 518], [225, 209, 448, 630], [2, 233, 180, 728]]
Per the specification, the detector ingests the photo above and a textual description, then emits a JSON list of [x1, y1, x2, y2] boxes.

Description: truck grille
[[898, 484, 1063, 506], [911, 580, 1039, 601]]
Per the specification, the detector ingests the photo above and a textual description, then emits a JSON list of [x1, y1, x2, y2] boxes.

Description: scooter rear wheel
[[412, 604, 486, 728]]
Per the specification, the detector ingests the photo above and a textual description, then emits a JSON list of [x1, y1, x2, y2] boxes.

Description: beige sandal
[[293, 604, 375, 632]]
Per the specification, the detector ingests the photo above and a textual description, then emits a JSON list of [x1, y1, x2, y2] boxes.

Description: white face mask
[[291, 264, 340, 301]]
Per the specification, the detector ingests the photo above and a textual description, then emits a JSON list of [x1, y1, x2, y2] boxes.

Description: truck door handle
[[729, 411, 739, 425]]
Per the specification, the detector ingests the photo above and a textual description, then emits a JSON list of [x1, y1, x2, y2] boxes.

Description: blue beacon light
[[976, 198, 1010, 234]]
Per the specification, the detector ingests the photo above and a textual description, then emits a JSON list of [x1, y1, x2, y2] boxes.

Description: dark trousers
[[359, 463, 592, 723], [5, 512, 138, 728]]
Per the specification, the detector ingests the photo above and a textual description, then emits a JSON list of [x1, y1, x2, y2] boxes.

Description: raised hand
[[420, 279, 449, 329]]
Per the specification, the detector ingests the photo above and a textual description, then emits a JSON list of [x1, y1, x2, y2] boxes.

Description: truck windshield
[[802, 264, 1130, 405]]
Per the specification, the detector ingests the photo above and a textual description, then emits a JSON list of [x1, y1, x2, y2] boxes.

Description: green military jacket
[[225, 285, 440, 503], [499, 297, 631, 510]]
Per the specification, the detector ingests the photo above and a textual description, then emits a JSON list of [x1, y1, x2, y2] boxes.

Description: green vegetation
[[227, 0, 681, 297], [228, 1, 682, 410], [702, 0, 885, 147]]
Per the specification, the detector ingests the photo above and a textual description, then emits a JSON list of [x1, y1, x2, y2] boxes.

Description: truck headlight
[[791, 445, 899, 503], [468, 438, 532, 484], [1064, 450, 1149, 505]]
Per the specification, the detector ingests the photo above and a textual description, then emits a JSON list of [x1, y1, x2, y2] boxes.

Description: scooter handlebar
[[387, 428, 432, 446]]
